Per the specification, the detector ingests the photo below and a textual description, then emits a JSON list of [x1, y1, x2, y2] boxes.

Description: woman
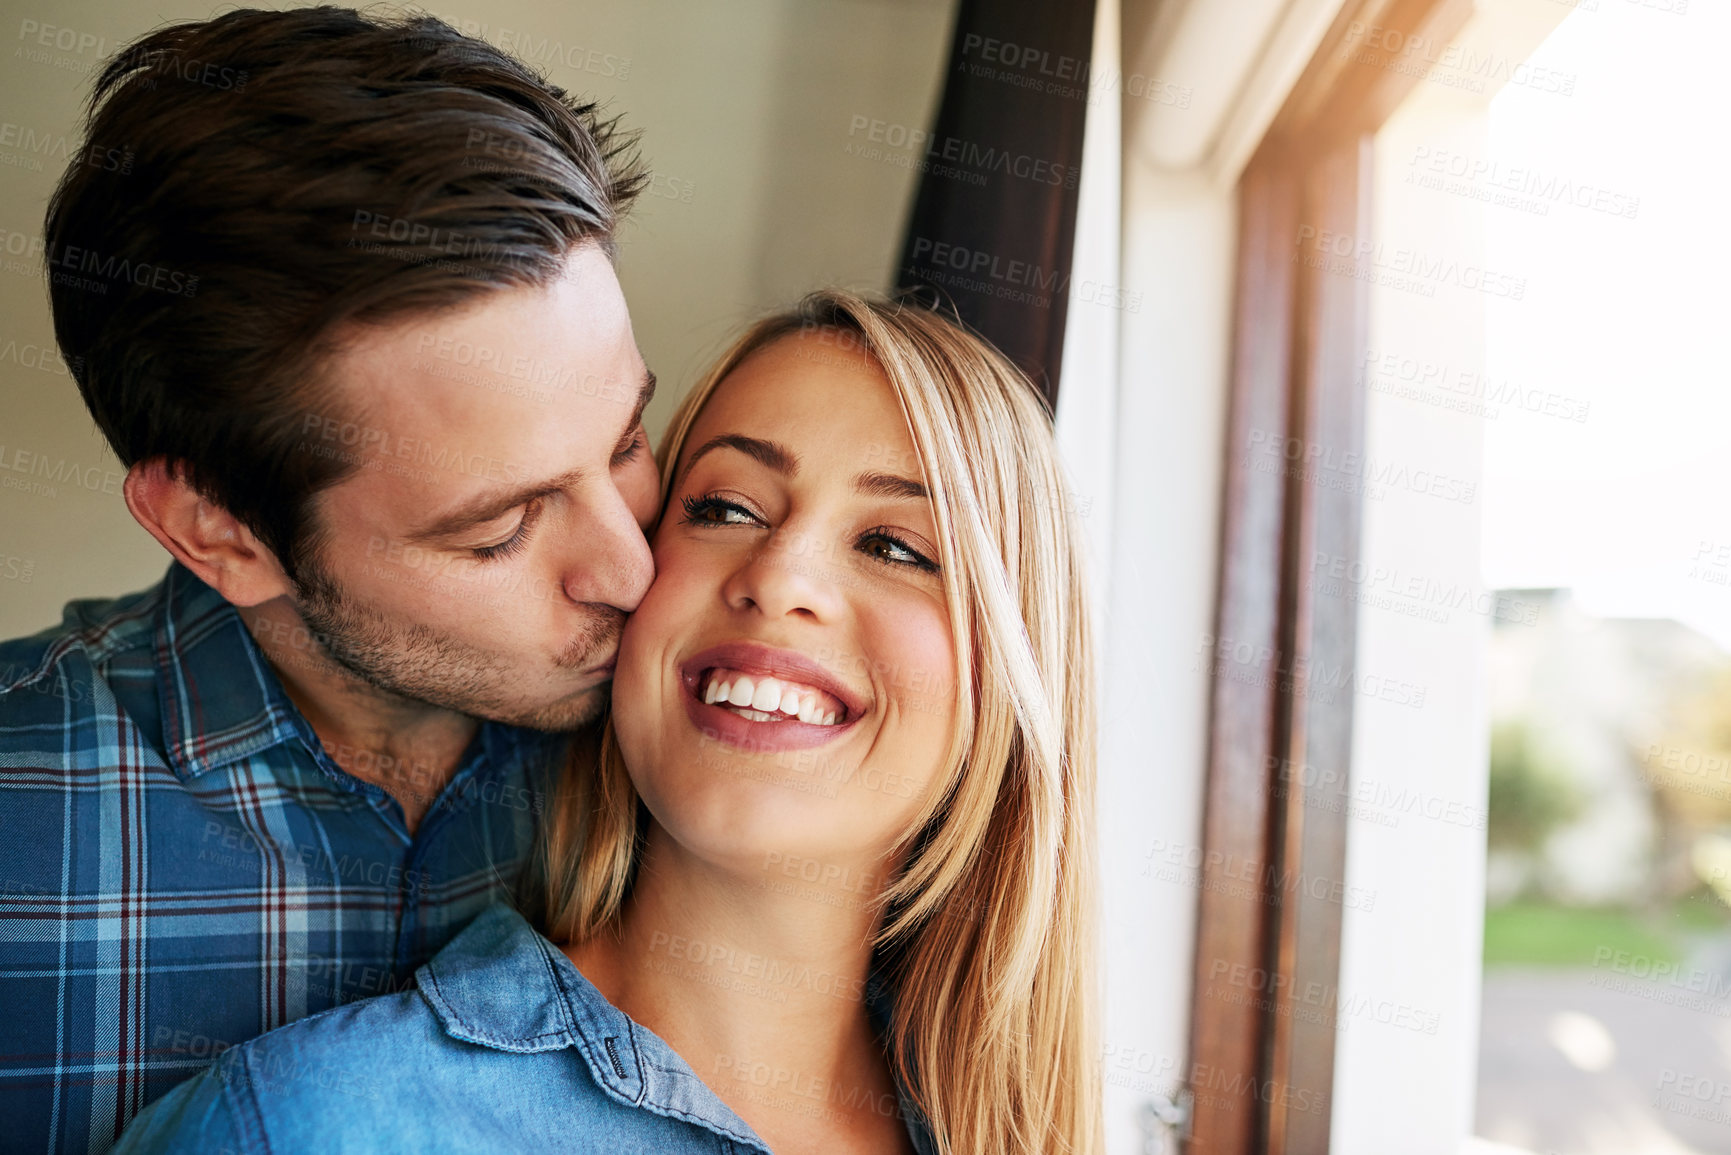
[[115, 291, 1102, 1154]]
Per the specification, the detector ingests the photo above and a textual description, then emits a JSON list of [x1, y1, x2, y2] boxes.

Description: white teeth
[[751, 679, 782, 712], [728, 676, 756, 707], [700, 668, 847, 726]]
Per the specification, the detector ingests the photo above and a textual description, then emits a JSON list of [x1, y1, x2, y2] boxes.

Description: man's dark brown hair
[[45, 6, 645, 580]]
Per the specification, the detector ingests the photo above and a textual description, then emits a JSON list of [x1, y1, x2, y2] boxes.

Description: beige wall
[[0, 0, 953, 637]]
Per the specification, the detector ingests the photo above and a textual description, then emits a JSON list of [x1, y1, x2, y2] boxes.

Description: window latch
[[1140, 1090, 1193, 1154]]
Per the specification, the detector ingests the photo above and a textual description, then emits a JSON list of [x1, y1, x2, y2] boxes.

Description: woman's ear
[[123, 457, 295, 607]]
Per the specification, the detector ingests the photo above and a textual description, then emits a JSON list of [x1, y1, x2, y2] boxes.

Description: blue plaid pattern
[[0, 563, 563, 1154]]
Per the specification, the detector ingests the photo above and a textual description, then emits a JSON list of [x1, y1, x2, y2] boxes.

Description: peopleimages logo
[[0, 442, 125, 500], [1195, 631, 1429, 710], [846, 115, 1079, 190], [1141, 838, 1379, 912], [1360, 348, 1590, 424], [1406, 146, 1640, 220], [1293, 225, 1526, 301], [646, 932, 868, 1004], [0, 225, 197, 298], [1588, 945, 1731, 1016], [1269, 756, 1488, 831], [1246, 428, 1478, 505], [907, 237, 1066, 294], [1307, 550, 1541, 628], [1340, 21, 1577, 96]]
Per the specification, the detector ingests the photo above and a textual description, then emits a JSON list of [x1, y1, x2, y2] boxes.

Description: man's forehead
[[300, 309, 648, 525], [334, 244, 636, 383], [328, 285, 643, 427]]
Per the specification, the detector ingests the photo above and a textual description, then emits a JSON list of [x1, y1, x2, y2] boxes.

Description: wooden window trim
[[1184, 1, 1470, 1151]]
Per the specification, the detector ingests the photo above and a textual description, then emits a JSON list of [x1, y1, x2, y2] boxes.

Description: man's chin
[[286, 567, 618, 731], [500, 680, 612, 733]]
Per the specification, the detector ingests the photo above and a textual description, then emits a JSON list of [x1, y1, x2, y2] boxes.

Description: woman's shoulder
[[111, 904, 777, 1154], [111, 905, 575, 1152], [111, 987, 446, 1153]]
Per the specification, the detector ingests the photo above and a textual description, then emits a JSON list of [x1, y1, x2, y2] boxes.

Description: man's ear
[[123, 458, 295, 608]]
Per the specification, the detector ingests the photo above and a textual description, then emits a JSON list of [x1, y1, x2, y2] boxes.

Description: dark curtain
[[895, 0, 1098, 410]]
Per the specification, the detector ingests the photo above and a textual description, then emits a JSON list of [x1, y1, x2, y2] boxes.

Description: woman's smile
[[679, 640, 868, 752]]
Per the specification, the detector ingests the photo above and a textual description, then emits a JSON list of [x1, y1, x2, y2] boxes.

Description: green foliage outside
[[1483, 902, 1681, 968], [1487, 720, 1583, 853], [1672, 887, 1731, 930]]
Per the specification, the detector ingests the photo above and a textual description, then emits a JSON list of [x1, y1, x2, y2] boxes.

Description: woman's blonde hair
[[536, 290, 1102, 1155]]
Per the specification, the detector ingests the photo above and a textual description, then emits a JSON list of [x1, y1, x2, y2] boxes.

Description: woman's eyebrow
[[678, 435, 926, 499], [853, 471, 927, 500], [678, 434, 799, 484]]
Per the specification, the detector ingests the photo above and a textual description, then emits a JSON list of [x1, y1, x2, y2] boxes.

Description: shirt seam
[[625, 1018, 649, 1099], [158, 582, 301, 781], [537, 941, 765, 1146], [228, 1046, 273, 1155], [535, 932, 630, 1085], [0, 579, 165, 687], [614, 1048, 765, 1149], [0, 631, 106, 695]]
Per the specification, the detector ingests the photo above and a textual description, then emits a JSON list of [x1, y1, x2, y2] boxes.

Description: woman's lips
[[678, 641, 867, 753]]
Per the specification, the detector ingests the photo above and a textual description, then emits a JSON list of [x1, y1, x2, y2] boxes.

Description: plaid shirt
[[0, 563, 564, 1154]]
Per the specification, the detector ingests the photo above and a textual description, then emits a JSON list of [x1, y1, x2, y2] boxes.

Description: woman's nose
[[720, 529, 847, 622]]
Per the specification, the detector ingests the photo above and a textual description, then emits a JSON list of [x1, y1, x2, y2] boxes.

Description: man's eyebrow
[[612, 368, 656, 458], [678, 434, 800, 485], [404, 369, 656, 545], [853, 471, 928, 501], [406, 467, 586, 544]]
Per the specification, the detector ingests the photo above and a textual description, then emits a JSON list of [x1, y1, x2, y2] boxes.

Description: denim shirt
[[112, 904, 940, 1154]]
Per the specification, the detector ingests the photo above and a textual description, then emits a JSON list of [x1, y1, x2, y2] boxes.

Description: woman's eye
[[680, 495, 762, 527], [859, 531, 938, 573]]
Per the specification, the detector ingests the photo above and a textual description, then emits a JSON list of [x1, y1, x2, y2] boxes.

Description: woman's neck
[[564, 824, 911, 1154]]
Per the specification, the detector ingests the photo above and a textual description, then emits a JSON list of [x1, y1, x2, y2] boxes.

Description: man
[[0, 9, 658, 1151]]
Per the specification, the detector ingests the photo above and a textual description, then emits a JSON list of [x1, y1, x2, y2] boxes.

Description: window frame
[[1183, 0, 1471, 1149]]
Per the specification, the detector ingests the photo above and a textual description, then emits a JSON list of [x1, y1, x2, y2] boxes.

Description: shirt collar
[[153, 562, 309, 783], [418, 905, 941, 1155], [416, 904, 768, 1149], [152, 562, 561, 788]]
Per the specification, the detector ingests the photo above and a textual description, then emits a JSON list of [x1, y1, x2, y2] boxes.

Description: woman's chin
[[642, 763, 863, 871]]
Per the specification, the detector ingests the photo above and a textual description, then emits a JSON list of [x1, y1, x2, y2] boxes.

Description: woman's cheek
[[633, 537, 708, 627], [614, 563, 693, 721], [873, 596, 957, 758], [648, 534, 722, 601]]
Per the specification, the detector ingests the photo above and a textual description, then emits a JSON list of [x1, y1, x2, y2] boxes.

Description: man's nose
[[564, 488, 655, 611]]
